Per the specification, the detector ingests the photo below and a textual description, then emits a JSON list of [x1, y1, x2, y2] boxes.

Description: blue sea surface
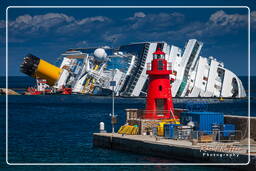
[[0, 76, 255, 170]]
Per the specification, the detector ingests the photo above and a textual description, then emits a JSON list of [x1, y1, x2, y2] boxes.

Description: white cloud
[[1, 13, 111, 43], [0, 20, 5, 29], [4, 13, 110, 35], [75, 40, 88, 47], [1, 10, 254, 45], [128, 12, 185, 31], [181, 10, 254, 38], [9, 13, 75, 32], [252, 11, 256, 19], [131, 10, 253, 41], [209, 10, 247, 27], [56, 16, 111, 34], [77, 16, 109, 25], [102, 33, 125, 43], [251, 11, 256, 29], [134, 12, 146, 18], [127, 12, 146, 20]]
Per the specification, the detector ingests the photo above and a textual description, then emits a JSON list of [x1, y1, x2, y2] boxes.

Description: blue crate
[[164, 124, 182, 139], [152, 127, 158, 136], [180, 112, 224, 133], [221, 124, 235, 137]]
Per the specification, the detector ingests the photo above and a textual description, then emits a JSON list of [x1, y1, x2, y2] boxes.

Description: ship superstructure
[[20, 39, 246, 98]]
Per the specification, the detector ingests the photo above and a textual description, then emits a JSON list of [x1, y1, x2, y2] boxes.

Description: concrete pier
[[93, 133, 255, 169]]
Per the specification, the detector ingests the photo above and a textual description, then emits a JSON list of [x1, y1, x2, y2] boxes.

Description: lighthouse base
[[125, 108, 186, 135]]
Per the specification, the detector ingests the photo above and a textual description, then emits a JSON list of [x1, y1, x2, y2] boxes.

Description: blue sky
[[0, 0, 255, 76]]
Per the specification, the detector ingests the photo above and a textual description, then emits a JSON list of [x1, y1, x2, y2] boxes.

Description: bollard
[[99, 122, 106, 133]]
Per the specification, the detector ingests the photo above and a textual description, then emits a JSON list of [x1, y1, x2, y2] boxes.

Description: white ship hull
[[54, 39, 246, 98]]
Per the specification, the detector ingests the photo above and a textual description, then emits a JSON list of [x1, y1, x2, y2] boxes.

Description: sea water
[[0, 76, 255, 170]]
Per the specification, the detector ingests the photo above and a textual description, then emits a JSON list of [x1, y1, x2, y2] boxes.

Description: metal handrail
[[191, 130, 243, 143], [126, 109, 178, 120], [146, 62, 172, 71]]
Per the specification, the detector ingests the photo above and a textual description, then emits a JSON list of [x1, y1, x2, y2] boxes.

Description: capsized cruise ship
[[20, 39, 246, 98]]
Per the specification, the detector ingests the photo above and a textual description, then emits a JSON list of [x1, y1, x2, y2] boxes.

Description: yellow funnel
[[35, 59, 62, 86], [20, 54, 62, 86]]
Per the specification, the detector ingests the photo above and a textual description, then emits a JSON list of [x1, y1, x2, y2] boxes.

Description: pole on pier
[[110, 69, 117, 133]]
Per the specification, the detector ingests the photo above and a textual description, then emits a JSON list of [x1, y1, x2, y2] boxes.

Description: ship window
[[203, 76, 208, 81], [159, 85, 162, 91]]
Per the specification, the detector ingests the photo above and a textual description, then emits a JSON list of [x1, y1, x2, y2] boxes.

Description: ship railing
[[188, 130, 243, 143], [88, 70, 110, 82], [161, 129, 243, 143], [89, 70, 102, 77]]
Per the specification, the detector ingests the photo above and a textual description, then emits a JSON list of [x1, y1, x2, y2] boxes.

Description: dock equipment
[[164, 124, 182, 138], [118, 125, 139, 135], [180, 111, 224, 133], [221, 124, 235, 137]]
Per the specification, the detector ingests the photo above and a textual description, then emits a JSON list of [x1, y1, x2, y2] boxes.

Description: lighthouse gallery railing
[[146, 62, 172, 71], [126, 109, 178, 120]]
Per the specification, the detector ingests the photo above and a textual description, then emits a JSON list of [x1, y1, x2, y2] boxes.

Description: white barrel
[[99, 122, 105, 132], [187, 121, 195, 128]]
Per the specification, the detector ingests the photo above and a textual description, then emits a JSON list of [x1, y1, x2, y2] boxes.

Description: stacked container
[[180, 112, 224, 133]]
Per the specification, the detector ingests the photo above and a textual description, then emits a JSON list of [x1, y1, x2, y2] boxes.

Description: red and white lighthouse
[[144, 48, 175, 120]]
